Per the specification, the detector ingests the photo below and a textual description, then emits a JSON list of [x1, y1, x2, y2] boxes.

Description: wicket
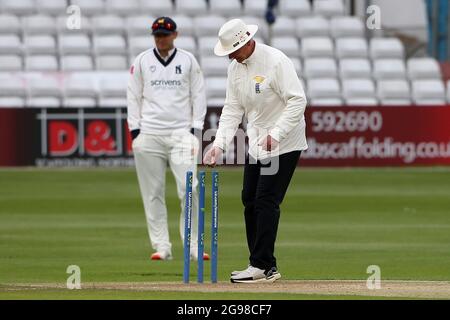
[[183, 171, 193, 284], [183, 170, 219, 283]]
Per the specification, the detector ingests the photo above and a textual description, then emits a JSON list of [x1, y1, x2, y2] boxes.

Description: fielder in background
[[203, 19, 308, 283], [127, 17, 208, 261]]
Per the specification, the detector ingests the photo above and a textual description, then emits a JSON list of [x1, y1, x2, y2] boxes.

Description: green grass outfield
[[0, 167, 449, 299]]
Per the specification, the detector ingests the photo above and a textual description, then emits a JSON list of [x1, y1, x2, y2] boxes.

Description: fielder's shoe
[[190, 252, 210, 261], [150, 251, 172, 260], [230, 266, 281, 283]]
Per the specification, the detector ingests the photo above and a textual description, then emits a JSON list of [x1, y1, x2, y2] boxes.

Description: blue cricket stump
[[197, 171, 206, 283], [211, 171, 219, 283], [183, 171, 193, 284]]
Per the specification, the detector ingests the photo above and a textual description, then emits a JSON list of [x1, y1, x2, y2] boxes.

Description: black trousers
[[241, 150, 301, 272]]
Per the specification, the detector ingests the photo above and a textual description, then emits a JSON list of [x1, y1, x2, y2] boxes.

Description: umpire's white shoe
[[230, 264, 250, 276], [265, 267, 282, 282], [230, 266, 281, 283]]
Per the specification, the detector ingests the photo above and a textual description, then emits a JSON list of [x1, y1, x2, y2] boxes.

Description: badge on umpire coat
[[253, 76, 265, 94]]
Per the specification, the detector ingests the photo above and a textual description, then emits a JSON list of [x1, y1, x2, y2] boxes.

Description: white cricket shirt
[[213, 42, 308, 160], [127, 47, 207, 134]]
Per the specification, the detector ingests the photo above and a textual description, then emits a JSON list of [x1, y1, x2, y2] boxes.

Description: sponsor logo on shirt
[[175, 65, 182, 74], [150, 79, 182, 87]]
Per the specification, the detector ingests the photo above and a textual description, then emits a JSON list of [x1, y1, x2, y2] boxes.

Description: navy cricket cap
[[151, 17, 177, 35]]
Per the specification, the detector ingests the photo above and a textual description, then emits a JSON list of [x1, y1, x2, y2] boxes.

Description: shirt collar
[[156, 48, 176, 62]]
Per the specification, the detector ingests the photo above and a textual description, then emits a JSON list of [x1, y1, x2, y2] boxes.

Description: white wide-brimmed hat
[[214, 19, 258, 56]]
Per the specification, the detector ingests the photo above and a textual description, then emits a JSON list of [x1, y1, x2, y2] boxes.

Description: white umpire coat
[[213, 42, 308, 160]]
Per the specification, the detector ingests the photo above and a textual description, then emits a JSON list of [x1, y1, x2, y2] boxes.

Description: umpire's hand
[[259, 134, 279, 151], [203, 146, 223, 167]]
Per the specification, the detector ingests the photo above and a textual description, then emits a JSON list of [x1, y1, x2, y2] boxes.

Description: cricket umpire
[[127, 17, 208, 261], [203, 19, 308, 283]]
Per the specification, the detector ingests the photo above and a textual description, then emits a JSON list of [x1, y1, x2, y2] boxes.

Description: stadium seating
[[27, 75, 62, 108], [339, 59, 371, 79], [335, 38, 368, 58], [209, 0, 242, 17], [407, 57, 441, 80], [194, 15, 227, 37], [271, 16, 296, 37], [377, 80, 411, 105], [171, 15, 194, 36], [1, 0, 36, 16], [312, 0, 345, 17], [200, 56, 229, 77], [307, 78, 342, 106], [61, 55, 94, 71], [329, 16, 364, 38], [0, 74, 26, 107], [0, 0, 446, 108], [301, 37, 335, 58], [0, 35, 22, 54], [271, 36, 300, 57], [279, 0, 311, 17], [56, 15, 92, 34], [105, 0, 140, 16], [198, 36, 218, 57], [25, 55, 58, 71], [342, 79, 377, 105], [25, 35, 57, 54], [0, 96, 25, 108], [310, 97, 344, 106], [93, 35, 127, 55], [304, 58, 338, 79], [70, 0, 105, 16], [0, 55, 22, 71], [96, 55, 128, 71], [175, 36, 197, 56], [140, 0, 173, 16], [63, 73, 98, 108], [411, 80, 446, 105], [370, 38, 405, 59], [92, 15, 125, 34], [372, 59, 407, 80], [243, 0, 266, 17], [98, 73, 128, 107], [129, 36, 150, 58], [205, 77, 227, 106], [59, 34, 91, 55], [125, 15, 155, 36], [295, 16, 330, 38], [0, 14, 21, 34], [176, 0, 208, 16], [23, 14, 57, 34], [36, 0, 67, 16]]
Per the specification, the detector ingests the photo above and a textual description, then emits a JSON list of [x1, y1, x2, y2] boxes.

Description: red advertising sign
[[301, 106, 450, 166], [0, 106, 449, 167]]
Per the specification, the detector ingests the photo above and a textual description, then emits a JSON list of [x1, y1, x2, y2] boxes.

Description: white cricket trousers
[[132, 132, 200, 256]]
